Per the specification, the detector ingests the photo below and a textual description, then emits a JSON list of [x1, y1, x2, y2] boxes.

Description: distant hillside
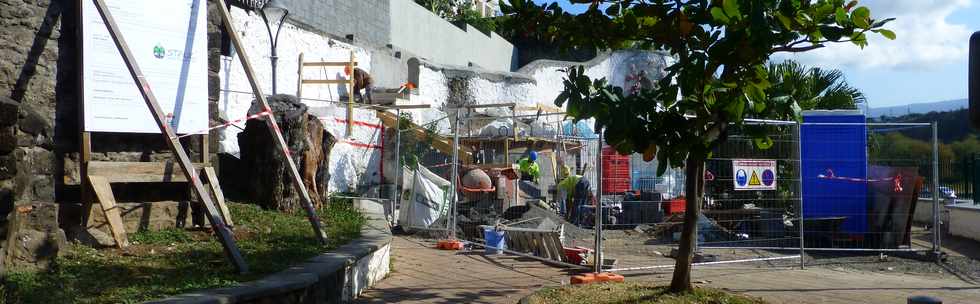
[[872, 108, 975, 143], [868, 99, 967, 118]]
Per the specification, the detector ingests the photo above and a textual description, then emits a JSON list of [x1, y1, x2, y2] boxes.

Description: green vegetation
[[768, 60, 864, 111], [527, 282, 766, 304], [413, 0, 497, 34], [1, 201, 365, 304]]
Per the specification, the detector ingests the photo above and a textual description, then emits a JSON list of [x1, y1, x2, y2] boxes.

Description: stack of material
[[482, 225, 567, 263]]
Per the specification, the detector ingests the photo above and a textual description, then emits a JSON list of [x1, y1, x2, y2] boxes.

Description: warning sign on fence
[[733, 160, 777, 191]]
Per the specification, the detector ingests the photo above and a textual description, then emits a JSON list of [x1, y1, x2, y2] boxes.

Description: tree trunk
[[669, 155, 705, 293], [239, 94, 309, 211]]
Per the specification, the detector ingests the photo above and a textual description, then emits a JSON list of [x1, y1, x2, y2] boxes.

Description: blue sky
[[533, 0, 980, 108]]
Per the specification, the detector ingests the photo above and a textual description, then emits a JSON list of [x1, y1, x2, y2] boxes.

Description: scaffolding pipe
[[932, 121, 941, 258], [594, 128, 603, 273], [449, 109, 462, 240], [606, 255, 802, 272]]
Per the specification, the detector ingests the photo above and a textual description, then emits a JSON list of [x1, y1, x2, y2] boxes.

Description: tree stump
[[238, 95, 309, 211]]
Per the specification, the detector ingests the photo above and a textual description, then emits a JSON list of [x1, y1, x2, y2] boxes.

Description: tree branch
[[773, 44, 825, 53]]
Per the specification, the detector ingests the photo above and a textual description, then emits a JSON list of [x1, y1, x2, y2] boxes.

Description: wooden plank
[[94, 0, 248, 273], [347, 51, 355, 136], [86, 161, 205, 183], [302, 79, 351, 84], [203, 167, 233, 227], [303, 61, 358, 67], [87, 175, 129, 248], [376, 111, 472, 161]]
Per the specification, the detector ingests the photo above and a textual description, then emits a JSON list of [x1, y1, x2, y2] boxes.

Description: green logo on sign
[[153, 44, 165, 59]]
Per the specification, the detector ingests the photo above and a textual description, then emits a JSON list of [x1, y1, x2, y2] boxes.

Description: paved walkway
[[357, 236, 980, 304]]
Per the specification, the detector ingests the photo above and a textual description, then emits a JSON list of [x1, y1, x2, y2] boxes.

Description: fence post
[[594, 128, 604, 273], [797, 122, 805, 269], [931, 121, 941, 258], [393, 108, 402, 226], [449, 109, 461, 240]]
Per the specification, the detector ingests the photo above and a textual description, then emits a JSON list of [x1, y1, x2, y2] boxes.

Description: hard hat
[[529, 151, 538, 161]]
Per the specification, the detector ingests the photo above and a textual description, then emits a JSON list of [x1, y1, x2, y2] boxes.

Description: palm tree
[[767, 60, 866, 110]]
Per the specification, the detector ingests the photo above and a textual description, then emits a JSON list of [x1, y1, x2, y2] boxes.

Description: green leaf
[[754, 99, 767, 113], [710, 7, 730, 23], [723, 0, 740, 20], [835, 7, 848, 25], [746, 83, 766, 104], [875, 29, 896, 40], [776, 13, 793, 30], [850, 32, 868, 48], [851, 6, 870, 29], [753, 136, 775, 149]]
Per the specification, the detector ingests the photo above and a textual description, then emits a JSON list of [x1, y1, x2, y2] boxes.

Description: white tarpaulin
[[399, 165, 452, 230], [733, 159, 777, 191]]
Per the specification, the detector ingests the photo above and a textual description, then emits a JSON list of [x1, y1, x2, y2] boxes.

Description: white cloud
[[776, 0, 972, 71]]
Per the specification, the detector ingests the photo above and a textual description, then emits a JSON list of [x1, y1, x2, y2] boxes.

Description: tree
[[504, 0, 894, 292], [768, 60, 866, 110]]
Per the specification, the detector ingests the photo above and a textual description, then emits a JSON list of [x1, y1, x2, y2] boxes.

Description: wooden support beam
[[87, 175, 129, 248], [203, 167, 233, 227]]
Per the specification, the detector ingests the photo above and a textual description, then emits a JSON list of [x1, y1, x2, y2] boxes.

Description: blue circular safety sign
[[735, 169, 748, 186], [762, 169, 775, 186]]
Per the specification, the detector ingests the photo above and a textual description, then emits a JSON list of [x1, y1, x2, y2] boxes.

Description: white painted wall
[[390, 0, 515, 71], [219, 7, 383, 193], [949, 205, 980, 242]]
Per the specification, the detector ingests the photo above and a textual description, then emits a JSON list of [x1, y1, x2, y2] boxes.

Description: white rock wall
[[219, 7, 383, 193]]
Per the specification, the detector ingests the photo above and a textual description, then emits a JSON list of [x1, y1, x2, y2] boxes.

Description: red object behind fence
[[666, 197, 686, 214], [601, 147, 631, 193]]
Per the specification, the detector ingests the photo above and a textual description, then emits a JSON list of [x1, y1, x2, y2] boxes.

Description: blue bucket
[[483, 228, 506, 255]]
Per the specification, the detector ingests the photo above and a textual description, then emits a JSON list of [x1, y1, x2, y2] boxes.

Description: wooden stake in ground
[[90, 0, 247, 273], [214, 0, 327, 244]]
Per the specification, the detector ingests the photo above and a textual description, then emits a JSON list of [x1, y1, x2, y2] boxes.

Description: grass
[[526, 282, 767, 304], [0, 200, 365, 304]]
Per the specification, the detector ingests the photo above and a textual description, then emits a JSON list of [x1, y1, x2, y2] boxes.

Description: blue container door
[[801, 113, 869, 235]]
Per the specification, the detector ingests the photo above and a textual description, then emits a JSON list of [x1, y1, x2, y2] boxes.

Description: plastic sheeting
[[399, 165, 452, 230]]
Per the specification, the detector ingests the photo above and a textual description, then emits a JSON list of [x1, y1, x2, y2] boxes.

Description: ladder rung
[[302, 79, 352, 84], [303, 62, 358, 67]]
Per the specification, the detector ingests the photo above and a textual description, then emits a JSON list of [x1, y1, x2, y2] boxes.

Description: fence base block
[[570, 273, 625, 285], [437, 239, 464, 250]]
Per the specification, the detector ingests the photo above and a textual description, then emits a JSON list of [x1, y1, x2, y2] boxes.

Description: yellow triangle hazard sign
[[749, 171, 762, 186]]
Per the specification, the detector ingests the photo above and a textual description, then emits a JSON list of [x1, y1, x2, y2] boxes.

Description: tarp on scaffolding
[[399, 165, 452, 230]]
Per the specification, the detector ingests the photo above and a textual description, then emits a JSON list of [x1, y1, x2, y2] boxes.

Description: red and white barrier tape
[[172, 110, 272, 140], [817, 169, 904, 192]]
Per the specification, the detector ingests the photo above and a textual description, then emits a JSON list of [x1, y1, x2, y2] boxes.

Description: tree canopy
[[768, 60, 865, 111]]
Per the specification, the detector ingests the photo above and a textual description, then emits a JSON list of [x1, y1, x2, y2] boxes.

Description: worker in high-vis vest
[[517, 151, 540, 183]]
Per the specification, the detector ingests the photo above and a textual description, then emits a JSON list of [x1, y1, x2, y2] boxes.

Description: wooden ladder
[[297, 51, 357, 136]]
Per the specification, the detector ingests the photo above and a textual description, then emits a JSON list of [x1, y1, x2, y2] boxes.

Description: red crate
[[601, 147, 630, 193]]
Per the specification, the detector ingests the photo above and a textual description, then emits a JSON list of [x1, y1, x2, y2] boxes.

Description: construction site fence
[[384, 114, 943, 273]]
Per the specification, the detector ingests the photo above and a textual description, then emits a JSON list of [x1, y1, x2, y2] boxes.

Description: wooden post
[[215, 0, 328, 244], [347, 51, 355, 137], [91, 0, 248, 273]]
